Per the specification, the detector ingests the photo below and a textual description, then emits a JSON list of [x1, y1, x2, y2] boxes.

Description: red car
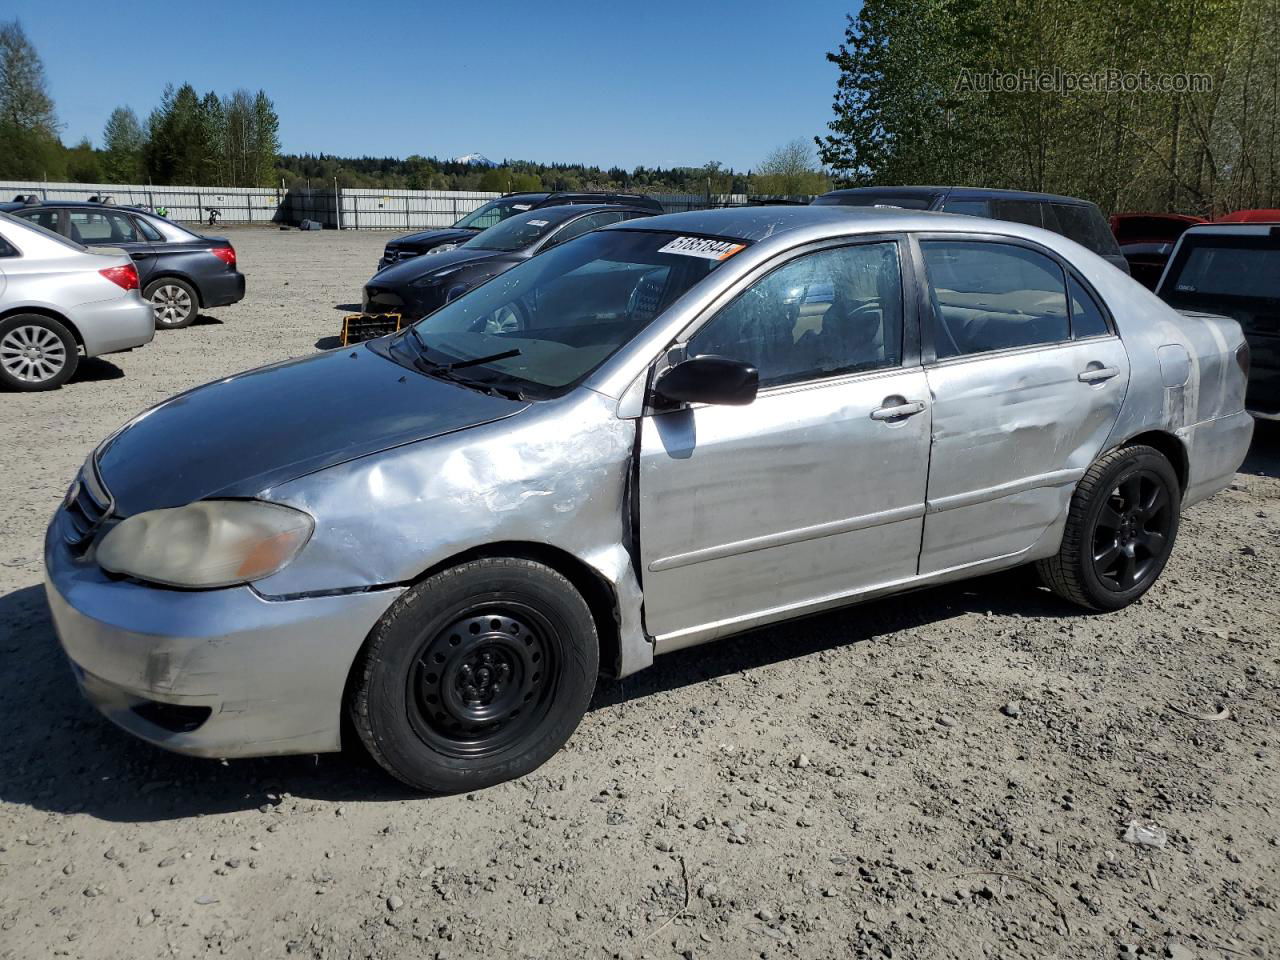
[[1110, 213, 1205, 289], [1214, 209, 1280, 224]]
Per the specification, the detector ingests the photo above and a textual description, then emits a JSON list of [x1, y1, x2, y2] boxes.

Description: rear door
[[916, 235, 1129, 574], [637, 236, 931, 649]]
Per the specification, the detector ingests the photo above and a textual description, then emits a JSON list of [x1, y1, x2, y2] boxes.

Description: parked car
[[364, 202, 657, 320], [0, 212, 154, 391], [1214, 208, 1280, 224], [0, 199, 245, 329], [1109, 213, 1205, 290], [1156, 221, 1279, 419], [813, 186, 1130, 273], [376, 191, 665, 271], [45, 206, 1251, 793]]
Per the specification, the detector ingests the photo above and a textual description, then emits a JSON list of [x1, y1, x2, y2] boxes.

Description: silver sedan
[[0, 212, 154, 390], [44, 206, 1253, 792]]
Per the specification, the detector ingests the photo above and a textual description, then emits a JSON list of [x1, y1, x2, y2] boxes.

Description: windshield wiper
[[439, 348, 521, 372]]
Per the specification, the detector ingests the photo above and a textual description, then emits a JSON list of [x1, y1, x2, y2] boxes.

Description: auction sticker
[[526, 219, 549, 227], [658, 236, 747, 261]]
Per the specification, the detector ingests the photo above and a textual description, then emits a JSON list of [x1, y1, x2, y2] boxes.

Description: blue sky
[[9, 1, 856, 171]]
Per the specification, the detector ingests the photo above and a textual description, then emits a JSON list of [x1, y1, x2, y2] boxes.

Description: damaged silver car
[[44, 206, 1254, 793]]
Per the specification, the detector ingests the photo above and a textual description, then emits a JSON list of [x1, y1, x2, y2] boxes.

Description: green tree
[[0, 19, 63, 179], [65, 137, 101, 182], [102, 106, 144, 182], [752, 139, 831, 195], [250, 90, 280, 187]]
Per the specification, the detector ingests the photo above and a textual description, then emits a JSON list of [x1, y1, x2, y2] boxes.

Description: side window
[[1053, 203, 1122, 257], [921, 241, 1069, 358], [991, 199, 1044, 228], [940, 199, 990, 217], [67, 210, 139, 243], [15, 208, 60, 233], [689, 241, 904, 388], [1068, 275, 1110, 338], [0, 233, 17, 257], [543, 211, 624, 249], [134, 216, 162, 241]]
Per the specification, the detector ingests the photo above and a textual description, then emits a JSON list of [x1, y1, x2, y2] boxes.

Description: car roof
[[517, 202, 651, 224], [818, 185, 1098, 205], [1178, 223, 1280, 238], [1213, 209, 1280, 223], [612, 204, 958, 242], [0, 199, 154, 215]]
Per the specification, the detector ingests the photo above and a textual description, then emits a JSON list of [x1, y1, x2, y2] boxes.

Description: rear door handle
[[870, 400, 926, 421], [1078, 366, 1120, 384], [131, 251, 154, 259]]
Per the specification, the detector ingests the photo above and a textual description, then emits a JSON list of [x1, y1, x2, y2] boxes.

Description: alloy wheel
[[1090, 469, 1174, 592], [0, 324, 68, 384], [151, 284, 193, 326]]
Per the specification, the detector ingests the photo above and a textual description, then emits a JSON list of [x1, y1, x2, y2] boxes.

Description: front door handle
[[1078, 365, 1120, 384], [131, 251, 154, 259], [870, 399, 926, 421]]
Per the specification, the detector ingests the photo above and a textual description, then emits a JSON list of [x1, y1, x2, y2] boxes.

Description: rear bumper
[[200, 271, 246, 309], [74, 295, 155, 357], [44, 521, 402, 758], [1184, 409, 1255, 507]]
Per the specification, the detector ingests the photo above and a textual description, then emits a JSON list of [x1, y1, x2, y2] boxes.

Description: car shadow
[[0, 568, 1079, 822], [334, 303, 362, 313], [192, 314, 224, 327], [71, 357, 124, 383], [1240, 419, 1279, 477], [315, 335, 343, 350]]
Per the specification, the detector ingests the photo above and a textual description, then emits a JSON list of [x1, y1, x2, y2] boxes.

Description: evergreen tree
[[102, 106, 144, 183]]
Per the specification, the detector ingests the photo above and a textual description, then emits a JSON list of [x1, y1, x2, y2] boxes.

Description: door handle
[[870, 399, 926, 421], [1078, 366, 1120, 384], [131, 251, 154, 259]]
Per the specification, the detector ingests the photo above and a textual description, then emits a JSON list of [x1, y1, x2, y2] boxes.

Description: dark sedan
[[376, 191, 665, 271], [364, 203, 656, 320], [0, 199, 245, 329]]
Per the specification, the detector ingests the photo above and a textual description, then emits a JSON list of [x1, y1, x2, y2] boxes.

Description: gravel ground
[[0, 226, 1277, 960]]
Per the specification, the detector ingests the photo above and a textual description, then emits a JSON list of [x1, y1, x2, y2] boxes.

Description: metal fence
[[0, 180, 816, 229]]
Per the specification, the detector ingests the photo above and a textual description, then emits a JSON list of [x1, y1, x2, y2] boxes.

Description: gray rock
[[387, 894, 404, 912], [1001, 701, 1023, 718]]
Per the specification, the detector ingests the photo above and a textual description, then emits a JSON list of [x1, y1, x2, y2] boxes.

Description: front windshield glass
[[395, 229, 747, 396], [454, 197, 541, 230], [461, 212, 564, 252]]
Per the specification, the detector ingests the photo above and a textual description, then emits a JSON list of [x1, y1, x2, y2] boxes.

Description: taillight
[[209, 246, 236, 268], [1236, 341, 1251, 378], [99, 264, 139, 291]]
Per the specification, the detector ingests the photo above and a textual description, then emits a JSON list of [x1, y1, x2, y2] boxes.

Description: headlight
[[427, 243, 457, 254], [97, 500, 314, 589]]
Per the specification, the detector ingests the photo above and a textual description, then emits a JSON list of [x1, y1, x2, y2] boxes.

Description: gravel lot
[[1, 226, 1277, 960]]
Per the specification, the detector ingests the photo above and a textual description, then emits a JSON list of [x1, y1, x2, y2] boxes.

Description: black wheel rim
[[406, 602, 560, 760], [1091, 468, 1174, 592]]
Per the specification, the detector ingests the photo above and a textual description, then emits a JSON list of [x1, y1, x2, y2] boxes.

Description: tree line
[[818, 0, 1280, 216]]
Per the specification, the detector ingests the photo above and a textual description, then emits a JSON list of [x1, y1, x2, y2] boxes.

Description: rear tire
[[145, 278, 199, 329], [1037, 444, 1180, 611], [0, 314, 79, 391], [347, 557, 599, 794]]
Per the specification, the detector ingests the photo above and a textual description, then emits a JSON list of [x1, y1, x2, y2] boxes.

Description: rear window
[[1165, 239, 1280, 301], [1050, 203, 1122, 257], [812, 192, 939, 211]]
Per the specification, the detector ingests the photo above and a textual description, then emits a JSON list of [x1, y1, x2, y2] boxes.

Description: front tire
[[347, 558, 599, 794], [0, 314, 79, 391], [145, 278, 199, 329], [1037, 444, 1180, 611]]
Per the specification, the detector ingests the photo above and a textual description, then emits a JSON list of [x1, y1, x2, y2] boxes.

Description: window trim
[[654, 232, 920, 398], [910, 231, 1117, 365]]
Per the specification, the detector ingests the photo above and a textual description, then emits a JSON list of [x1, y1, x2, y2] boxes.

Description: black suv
[[812, 186, 1129, 273], [376, 191, 665, 271], [0, 198, 245, 329], [365, 203, 656, 320]]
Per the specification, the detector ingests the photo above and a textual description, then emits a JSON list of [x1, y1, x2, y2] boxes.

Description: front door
[[637, 238, 932, 649], [915, 237, 1130, 574]]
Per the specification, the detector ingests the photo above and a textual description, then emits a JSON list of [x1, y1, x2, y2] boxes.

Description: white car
[[0, 212, 154, 391]]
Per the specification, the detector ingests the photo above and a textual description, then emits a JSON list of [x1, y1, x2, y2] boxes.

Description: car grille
[[382, 248, 418, 263], [63, 465, 112, 553]]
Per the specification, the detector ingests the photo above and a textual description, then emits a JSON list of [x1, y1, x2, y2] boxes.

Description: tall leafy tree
[[753, 139, 831, 195], [0, 19, 63, 179], [101, 106, 144, 182], [250, 90, 280, 187]]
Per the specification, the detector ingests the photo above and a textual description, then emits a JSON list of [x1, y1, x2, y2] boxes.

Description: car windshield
[[454, 197, 542, 231], [461, 212, 567, 252], [1164, 239, 1280, 302], [388, 229, 747, 396]]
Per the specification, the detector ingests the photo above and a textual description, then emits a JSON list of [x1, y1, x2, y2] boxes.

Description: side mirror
[[653, 355, 759, 407]]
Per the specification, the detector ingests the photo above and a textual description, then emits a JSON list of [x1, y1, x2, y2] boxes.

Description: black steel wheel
[[1038, 444, 1181, 611], [348, 557, 598, 794]]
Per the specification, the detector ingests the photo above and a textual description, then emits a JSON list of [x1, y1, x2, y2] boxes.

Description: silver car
[[0, 212, 155, 390], [44, 207, 1253, 793]]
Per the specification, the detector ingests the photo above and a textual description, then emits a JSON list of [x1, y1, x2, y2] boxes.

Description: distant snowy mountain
[[453, 153, 497, 168]]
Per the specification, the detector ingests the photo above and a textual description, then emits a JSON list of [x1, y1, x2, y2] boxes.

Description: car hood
[[95, 345, 529, 516], [390, 228, 478, 250], [370, 246, 519, 286]]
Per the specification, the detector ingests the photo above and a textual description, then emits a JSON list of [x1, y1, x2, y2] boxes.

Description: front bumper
[[200, 270, 246, 309], [75, 294, 155, 358], [43, 521, 403, 758]]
